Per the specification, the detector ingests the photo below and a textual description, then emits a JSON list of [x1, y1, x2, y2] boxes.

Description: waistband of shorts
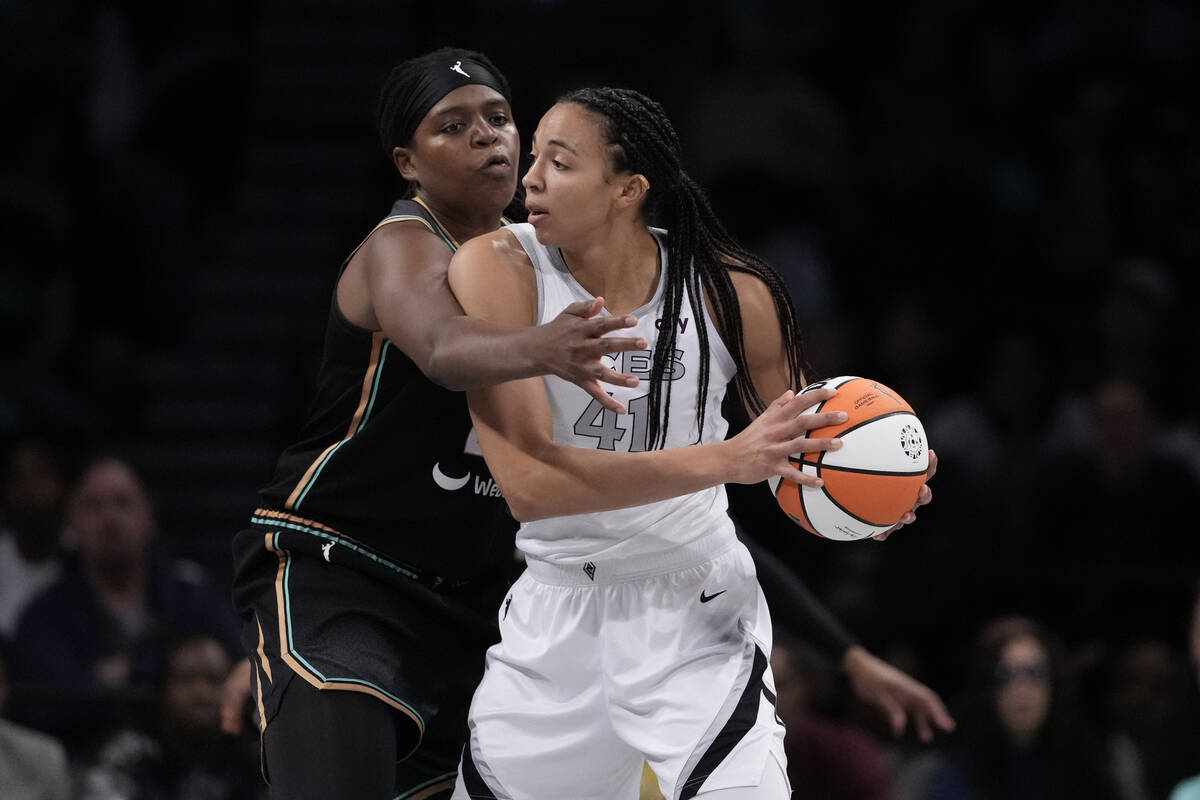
[[248, 507, 477, 593], [522, 526, 737, 586]]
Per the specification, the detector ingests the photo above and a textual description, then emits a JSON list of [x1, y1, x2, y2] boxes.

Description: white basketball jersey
[[506, 222, 738, 564]]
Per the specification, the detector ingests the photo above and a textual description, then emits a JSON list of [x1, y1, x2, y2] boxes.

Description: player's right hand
[[727, 387, 847, 486], [541, 297, 647, 414], [842, 645, 956, 741], [872, 449, 937, 541]]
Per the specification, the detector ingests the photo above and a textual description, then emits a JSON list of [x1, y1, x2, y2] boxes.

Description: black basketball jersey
[[258, 199, 515, 580]]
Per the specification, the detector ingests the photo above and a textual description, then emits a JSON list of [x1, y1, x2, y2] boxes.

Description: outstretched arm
[[742, 524, 955, 739], [345, 221, 643, 412], [470, 379, 840, 521], [737, 525, 857, 660], [429, 298, 649, 413], [447, 231, 847, 521], [842, 646, 956, 741]]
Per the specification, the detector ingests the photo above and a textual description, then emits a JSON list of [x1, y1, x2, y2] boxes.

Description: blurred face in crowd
[[163, 637, 232, 734], [69, 459, 154, 569], [2, 441, 66, 536], [1093, 379, 1153, 476], [993, 634, 1052, 746], [1109, 640, 1183, 732]]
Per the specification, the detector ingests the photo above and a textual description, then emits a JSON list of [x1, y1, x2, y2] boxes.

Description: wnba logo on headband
[[391, 54, 511, 147]]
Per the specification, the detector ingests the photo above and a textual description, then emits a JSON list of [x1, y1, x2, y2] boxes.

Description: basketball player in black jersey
[[224, 49, 952, 800], [226, 48, 657, 800]]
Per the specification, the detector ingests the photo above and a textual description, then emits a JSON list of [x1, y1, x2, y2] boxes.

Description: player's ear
[[393, 146, 417, 181], [614, 173, 649, 210]]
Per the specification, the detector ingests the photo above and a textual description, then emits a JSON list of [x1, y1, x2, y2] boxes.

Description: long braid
[[561, 88, 804, 448]]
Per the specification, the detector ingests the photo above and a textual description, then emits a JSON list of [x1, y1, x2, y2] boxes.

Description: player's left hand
[[872, 449, 936, 541], [541, 296, 646, 415], [843, 645, 955, 742]]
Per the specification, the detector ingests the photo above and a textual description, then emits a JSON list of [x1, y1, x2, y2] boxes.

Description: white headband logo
[[450, 60, 470, 78]]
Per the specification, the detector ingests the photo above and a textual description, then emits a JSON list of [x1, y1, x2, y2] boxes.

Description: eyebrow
[[531, 133, 578, 155], [431, 100, 509, 117]]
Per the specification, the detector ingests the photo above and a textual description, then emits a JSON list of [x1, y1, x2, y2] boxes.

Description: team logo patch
[[431, 462, 470, 491], [900, 424, 925, 461]]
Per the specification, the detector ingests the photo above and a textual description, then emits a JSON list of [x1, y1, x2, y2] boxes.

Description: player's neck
[[560, 224, 659, 316], [412, 195, 503, 246]]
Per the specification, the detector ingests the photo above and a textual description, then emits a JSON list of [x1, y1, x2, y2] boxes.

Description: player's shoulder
[[454, 226, 532, 273], [345, 218, 454, 292], [448, 227, 537, 322], [724, 266, 785, 350], [458, 224, 521, 251], [727, 268, 774, 311], [366, 213, 446, 251]]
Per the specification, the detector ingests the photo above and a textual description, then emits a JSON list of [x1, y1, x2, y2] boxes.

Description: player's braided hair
[[375, 47, 525, 220], [559, 87, 804, 449]]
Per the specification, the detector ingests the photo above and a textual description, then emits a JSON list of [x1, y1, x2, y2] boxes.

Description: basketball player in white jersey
[[446, 88, 934, 800]]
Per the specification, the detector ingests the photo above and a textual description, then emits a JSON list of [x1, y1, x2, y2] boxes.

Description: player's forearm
[[737, 526, 857, 662], [497, 437, 739, 522], [423, 316, 544, 390]]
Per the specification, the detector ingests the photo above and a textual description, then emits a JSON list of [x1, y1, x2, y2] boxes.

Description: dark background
[[3, 0, 1199, 783]]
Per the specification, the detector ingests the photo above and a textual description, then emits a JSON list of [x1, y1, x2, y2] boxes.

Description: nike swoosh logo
[[431, 462, 470, 491], [699, 589, 726, 604]]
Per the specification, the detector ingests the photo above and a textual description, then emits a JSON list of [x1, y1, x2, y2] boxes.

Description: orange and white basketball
[[767, 376, 929, 541]]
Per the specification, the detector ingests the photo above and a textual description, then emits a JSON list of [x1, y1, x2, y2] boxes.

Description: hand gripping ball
[[767, 376, 929, 541]]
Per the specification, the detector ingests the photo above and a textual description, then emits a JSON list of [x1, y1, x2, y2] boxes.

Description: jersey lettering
[[570, 349, 689, 453], [474, 476, 504, 497], [570, 391, 663, 453], [626, 394, 651, 454], [573, 397, 627, 451], [654, 317, 690, 334], [611, 349, 686, 381]]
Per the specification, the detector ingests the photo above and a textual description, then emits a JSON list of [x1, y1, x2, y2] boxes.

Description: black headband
[[393, 56, 510, 147]]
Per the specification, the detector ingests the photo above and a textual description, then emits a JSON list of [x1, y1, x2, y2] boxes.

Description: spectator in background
[[7, 456, 240, 758], [926, 615, 1124, 800], [0, 633, 72, 800], [887, 325, 1058, 681], [771, 634, 894, 800], [0, 434, 72, 638], [1168, 584, 1200, 800], [1103, 637, 1199, 800], [1029, 376, 1200, 649], [80, 631, 263, 800]]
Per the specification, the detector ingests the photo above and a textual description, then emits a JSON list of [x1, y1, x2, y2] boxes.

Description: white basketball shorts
[[451, 529, 789, 800]]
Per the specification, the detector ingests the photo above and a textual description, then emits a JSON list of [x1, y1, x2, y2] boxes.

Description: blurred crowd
[[0, 445, 259, 799], [3, 0, 1199, 798]]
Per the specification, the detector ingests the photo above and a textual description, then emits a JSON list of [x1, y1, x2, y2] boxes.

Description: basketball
[[767, 376, 929, 541]]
